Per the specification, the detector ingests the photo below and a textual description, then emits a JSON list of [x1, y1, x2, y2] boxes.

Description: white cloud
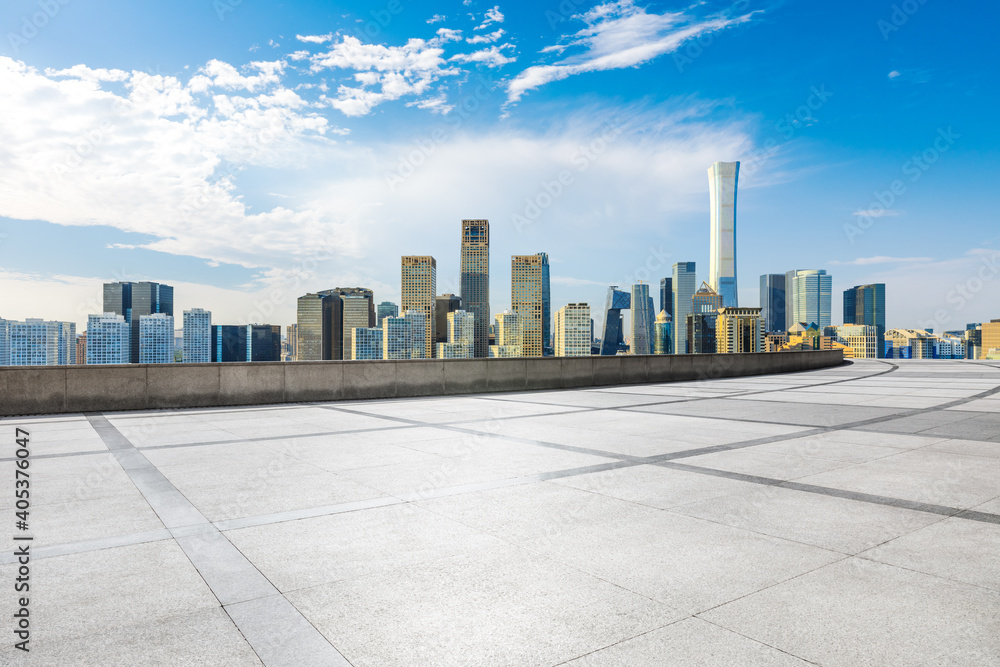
[[888, 70, 901, 79], [476, 6, 505, 30], [450, 46, 516, 68], [831, 256, 933, 266], [467, 29, 505, 44], [427, 14, 447, 24], [507, 0, 760, 103], [296, 33, 333, 44]]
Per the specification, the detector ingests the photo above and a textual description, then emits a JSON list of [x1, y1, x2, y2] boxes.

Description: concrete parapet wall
[[0, 351, 844, 416]]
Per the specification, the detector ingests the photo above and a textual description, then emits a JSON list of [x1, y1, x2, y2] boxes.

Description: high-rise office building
[[716, 307, 764, 354], [708, 161, 739, 308], [75, 332, 87, 365], [342, 295, 372, 361], [659, 278, 672, 317], [785, 270, 833, 330], [139, 313, 174, 364], [351, 327, 383, 360], [437, 310, 475, 358], [323, 288, 375, 360], [247, 325, 281, 362], [183, 309, 212, 363], [844, 283, 885, 357], [554, 303, 591, 357], [435, 294, 462, 347], [599, 287, 630, 356], [376, 301, 399, 327], [511, 253, 549, 357], [982, 320, 1000, 358], [653, 311, 672, 355], [829, 324, 879, 359], [103, 281, 173, 363], [382, 316, 412, 359], [460, 219, 490, 357], [404, 310, 427, 359], [490, 311, 522, 357], [296, 293, 333, 361], [212, 325, 245, 362], [285, 323, 297, 361], [0, 318, 76, 366], [87, 313, 130, 365], [540, 253, 552, 356], [759, 274, 786, 333], [630, 283, 654, 355], [687, 312, 717, 354], [672, 262, 696, 354], [402, 256, 437, 359]]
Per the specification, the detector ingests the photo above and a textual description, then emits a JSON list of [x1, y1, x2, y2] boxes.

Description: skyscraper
[[460, 219, 490, 357], [659, 278, 672, 317], [759, 274, 786, 333], [599, 287, 630, 356], [785, 270, 833, 330], [376, 301, 399, 326], [437, 310, 475, 358], [716, 307, 764, 354], [708, 161, 739, 307], [540, 252, 551, 355], [322, 288, 375, 360], [490, 311, 522, 357], [511, 253, 549, 357], [404, 310, 427, 359], [87, 313, 130, 365], [692, 282, 724, 313], [212, 325, 245, 362], [653, 311, 672, 355], [139, 313, 174, 364], [75, 332, 87, 365], [435, 294, 462, 347], [672, 262, 697, 354], [630, 283, 654, 355], [296, 293, 334, 361], [103, 281, 173, 363], [402, 256, 437, 359], [183, 308, 212, 363], [0, 318, 76, 366], [342, 295, 372, 361], [844, 283, 886, 357], [351, 327, 383, 360], [382, 316, 412, 359], [247, 325, 281, 362], [554, 303, 591, 356]]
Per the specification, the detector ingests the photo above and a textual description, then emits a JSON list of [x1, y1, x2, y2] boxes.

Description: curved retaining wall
[[0, 350, 844, 416]]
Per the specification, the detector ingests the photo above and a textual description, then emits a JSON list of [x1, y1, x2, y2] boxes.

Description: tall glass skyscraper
[[103, 281, 173, 363], [403, 310, 427, 359], [672, 262, 697, 354], [0, 318, 76, 366], [460, 220, 490, 358], [759, 274, 786, 333], [599, 287, 630, 356], [708, 161, 739, 308], [659, 277, 672, 317], [540, 252, 551, 356], [87, 313, 130, 365], [785, 269, 833, 330], [630, 283, 654, 355], [402, 256, 437, 359], [437, 310, 475, 358], [376, 301, 399, 327], [844, 283, 885, 358], [511, 253, 549, 357], [183, 308, 212, 363], [351, 327, 383, 360], [382, 316, 412, 359], [435, 294, 462, 347], [139, 313, 174, 364]]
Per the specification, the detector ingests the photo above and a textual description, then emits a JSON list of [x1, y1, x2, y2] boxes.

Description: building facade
[[716, 307, 764, 354], [511, 253, 549, 357], [402, 256, 437, 359], [342, 295, 372, 361], [182, 308, 212, 363], [437, 310, 475, 359], [829, 324, 879, 359], [460, 219, 490, 357], [599, 287, 630, 356], [653, 310, 672, 355], [630, 283, 655, 355], [87, 313, 130, 365], [672, 262, 697, 354], [435, 294, 462, 347], [659, 277, 672, 318], [554, 303, 591, 357], [980, 320, 1000, 359], [0, 318, 76, 366], [490, 311, 522, 358], [708, 161, 740, 308], [376, 301, 399, 326], [686, 312, 717, 354], [296, 293, 333, 361], [759, 274, 786, 333], [404, 310, 427, 359], [139, 313, 174, 364], [785, 270, 832, 331], [382, 316, 412, 359], [351, 327, 383, 360], [103, 281, 173, 363], [844, 283, 885, 358]]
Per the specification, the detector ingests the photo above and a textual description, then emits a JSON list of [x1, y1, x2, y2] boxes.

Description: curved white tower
[[708, 161, 740, 308]]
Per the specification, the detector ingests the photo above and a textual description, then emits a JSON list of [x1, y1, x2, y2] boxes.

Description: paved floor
[[2, 359, 1000, 666]]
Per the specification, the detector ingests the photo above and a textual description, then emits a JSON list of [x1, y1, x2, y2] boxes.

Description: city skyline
[[0, 2, 997, 333]]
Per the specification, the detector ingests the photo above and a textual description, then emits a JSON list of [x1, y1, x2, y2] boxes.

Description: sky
[[0, 0, 997, 335]]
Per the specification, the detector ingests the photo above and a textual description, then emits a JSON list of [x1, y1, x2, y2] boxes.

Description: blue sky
[[0, 0, 997, 332]]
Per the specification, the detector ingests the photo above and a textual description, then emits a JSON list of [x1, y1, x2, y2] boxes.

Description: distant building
[[686, 312, 717, 354], [0, 318, 76, 366], [828, 324, 879, 359], [599, 286, 630, 356], [885, 329, 935, 359], [653, 310, 672, 355], [437, 310, 474, 359], [490, 311, 522, 358], [139, 313, 174, 364], [87, 313, 130, 365], [435, 294, 462, 347], [630, 284, 654, 355], [461, 219, 490, 357], [211, 324, 280, 362], [76, 332, 87, 365], [708, 160, 740, 307], [285, 323, 297, 361], [764, 332, 788, 352], [716, 307, 763, 354], [785, 270, 832, 331], [296, 293, 333, 361], [376, 301, 399, 326], [183, 308, 212, 363], [981, 320, 1000, 359], [659, 278, 672, 318], [382, 316, 412, 360], [103, 281, 173, 363], [351, 327, 383, 360], [554, 303, 591, 357], [844, 283, 885, 357], [402, 256, 437, 359], [342, 295, 373, 361], [511, 253, 550, 357], [247, 325, 281, 362], [759, 274, 786, 333], [672, 262, 696, 354], [404, 310, 427, 359], [692, 282, 724, 314]]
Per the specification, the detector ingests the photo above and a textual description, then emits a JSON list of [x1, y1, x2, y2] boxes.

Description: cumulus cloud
[[467, 29, 505, 44], [450, 46, 516, 68], [507, 0, 760, 103], [476, 6, 505, 30]]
